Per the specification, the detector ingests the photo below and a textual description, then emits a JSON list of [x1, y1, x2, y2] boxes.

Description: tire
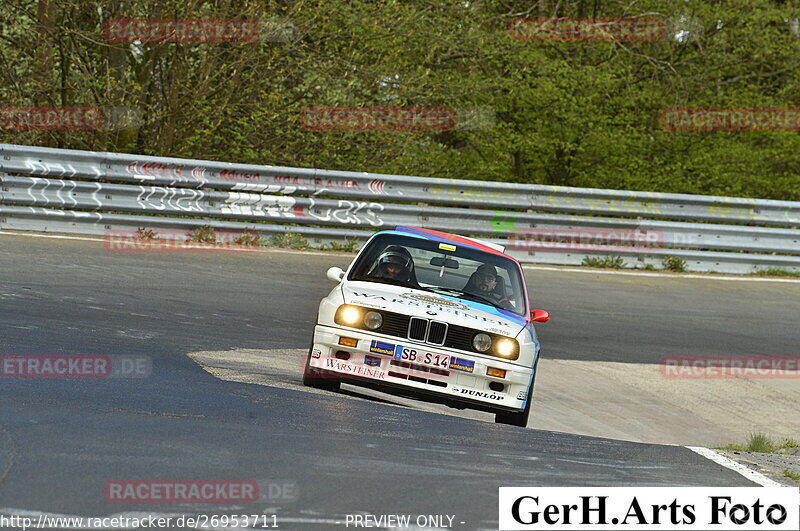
[[494, 392, 532, 427], [495, 356, 538, 427], [302, 346, 341, 391]]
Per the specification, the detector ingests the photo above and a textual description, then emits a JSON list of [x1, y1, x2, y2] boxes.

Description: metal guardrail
[[1, 143, 799, 274]]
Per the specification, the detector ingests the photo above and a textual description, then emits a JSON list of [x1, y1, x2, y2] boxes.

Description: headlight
[[336, 305, 361, 326], [473, 333, 492, 352], [495, 338, 518, 358], [364, 311, 383, 330]]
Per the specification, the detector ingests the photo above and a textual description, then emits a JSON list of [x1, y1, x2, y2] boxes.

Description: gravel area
[[718, 449, 800, 486]]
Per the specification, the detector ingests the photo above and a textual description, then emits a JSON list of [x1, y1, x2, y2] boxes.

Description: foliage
[[234, 229, 263, 248], [186, 224, 216, 244], [752, 267, 800, 277], [662, 255, 687, 272], [719, 433, 800, 453], [324, 238, 361, 252], [268, 232, 310, 249], [1, 1, 799, 200], [582, 256, 626, 268], [134, 227, 158, 240]]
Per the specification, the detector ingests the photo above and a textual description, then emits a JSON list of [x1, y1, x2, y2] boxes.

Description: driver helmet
[[376, 246, 414, 278]]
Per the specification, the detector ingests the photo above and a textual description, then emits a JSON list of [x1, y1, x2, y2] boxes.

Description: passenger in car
[[463, 264, 513, 309]]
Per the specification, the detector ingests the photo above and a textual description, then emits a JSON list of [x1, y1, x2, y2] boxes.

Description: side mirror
[[327, 267, 345, 283], [530, 309, 549, 323]]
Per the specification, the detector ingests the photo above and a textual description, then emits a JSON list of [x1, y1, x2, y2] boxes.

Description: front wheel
[[494, 393, 532, 427], [495, 356, 538, 427], [302, 346, 341, 391]]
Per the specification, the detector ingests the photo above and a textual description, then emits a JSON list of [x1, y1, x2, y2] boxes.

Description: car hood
[[342, 281, 528, 337]]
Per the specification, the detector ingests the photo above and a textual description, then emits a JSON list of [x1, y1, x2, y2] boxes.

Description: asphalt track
[[1, 233, 797, 529]]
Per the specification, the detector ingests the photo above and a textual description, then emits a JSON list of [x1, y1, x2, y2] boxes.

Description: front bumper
[[310, 324, 533, 412]]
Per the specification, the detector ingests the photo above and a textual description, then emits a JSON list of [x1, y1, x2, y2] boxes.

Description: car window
[[348, 233, 527, 316]]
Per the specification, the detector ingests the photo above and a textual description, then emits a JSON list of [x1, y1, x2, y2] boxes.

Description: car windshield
[[348, 233, 527, 316]]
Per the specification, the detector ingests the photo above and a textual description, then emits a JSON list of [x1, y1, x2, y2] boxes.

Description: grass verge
[[752, 268, 800, 278], [717, 432, 800, 453], [581, 256, 626, 269]]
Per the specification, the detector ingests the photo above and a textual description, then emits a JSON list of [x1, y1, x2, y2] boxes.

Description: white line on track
[[0, 230, 103, 243], [686, 446, 787, 487]]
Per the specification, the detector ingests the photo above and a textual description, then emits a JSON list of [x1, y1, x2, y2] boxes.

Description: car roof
[[377, 225, 515, 261]]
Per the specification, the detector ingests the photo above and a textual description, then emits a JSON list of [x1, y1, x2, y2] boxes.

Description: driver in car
[[371, 246, 419, 287], [463, 263, 513, 309]]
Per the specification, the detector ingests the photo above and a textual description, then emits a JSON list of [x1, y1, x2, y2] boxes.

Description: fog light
[[489, 382, 505, 392], [487, 367, 506, 378], [338, 337, 358, 347], [364, 311, 383, 330]]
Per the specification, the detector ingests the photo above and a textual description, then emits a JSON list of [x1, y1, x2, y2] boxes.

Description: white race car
[[303, 226, 549, 427]]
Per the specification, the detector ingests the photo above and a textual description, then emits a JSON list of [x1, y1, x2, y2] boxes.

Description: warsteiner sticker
[[324, 358, 385, 379], [449, 357, 475, 373]]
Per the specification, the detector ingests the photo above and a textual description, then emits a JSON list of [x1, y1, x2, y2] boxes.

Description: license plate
[[393, 346, 449, 369]]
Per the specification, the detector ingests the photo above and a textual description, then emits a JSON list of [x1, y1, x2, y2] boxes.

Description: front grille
[[444, 324, 475, 352], [366, 309, 479, 354], [427, 321, 447, 345], [379, 312, 410, 338], [408, 317, 428, 341]]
